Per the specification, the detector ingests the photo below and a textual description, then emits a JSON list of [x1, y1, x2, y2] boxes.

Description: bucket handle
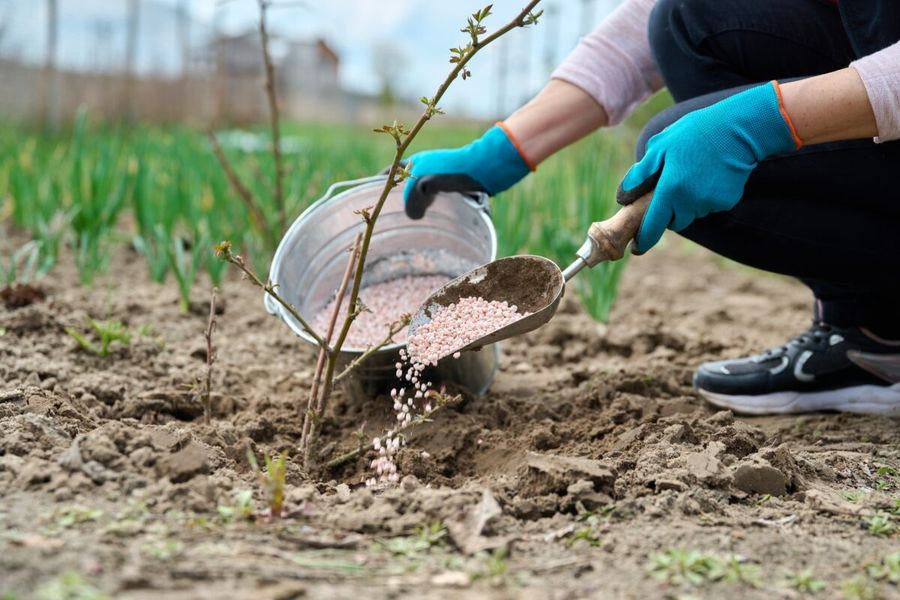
[[320, 175, 388, 204]]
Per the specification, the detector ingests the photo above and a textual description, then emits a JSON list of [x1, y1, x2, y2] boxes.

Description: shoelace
[[761, 321, 836, 359]]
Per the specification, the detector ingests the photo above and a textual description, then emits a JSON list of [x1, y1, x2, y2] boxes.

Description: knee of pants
[[648, 0, 721, 89], [635, 104, 683, 160]]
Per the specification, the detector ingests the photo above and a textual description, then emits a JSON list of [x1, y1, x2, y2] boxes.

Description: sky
[[0, 0, 621, 118]]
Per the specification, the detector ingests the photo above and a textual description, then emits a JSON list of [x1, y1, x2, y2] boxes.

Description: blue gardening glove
[[403, 124, 533, 219], [617, 81, 801, 252]]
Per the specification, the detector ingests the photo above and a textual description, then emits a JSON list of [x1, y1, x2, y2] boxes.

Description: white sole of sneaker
[[697, 384, 900, 416]]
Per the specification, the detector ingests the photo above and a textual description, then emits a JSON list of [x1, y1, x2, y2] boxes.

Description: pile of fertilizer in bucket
[[312, 274, 449, 348]]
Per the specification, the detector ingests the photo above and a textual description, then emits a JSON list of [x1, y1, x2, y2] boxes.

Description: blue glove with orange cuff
[[403, 123, 535, 219], [617, 81, 802, 252]]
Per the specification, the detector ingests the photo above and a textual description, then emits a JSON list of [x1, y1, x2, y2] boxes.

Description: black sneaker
[[694, 322, 900, 415]]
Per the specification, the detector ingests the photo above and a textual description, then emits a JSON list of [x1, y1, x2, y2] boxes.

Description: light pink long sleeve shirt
[[551, 0, 900, 142]]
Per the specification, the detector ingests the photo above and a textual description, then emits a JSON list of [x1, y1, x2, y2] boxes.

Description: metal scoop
[[409, 193, 652, 354]]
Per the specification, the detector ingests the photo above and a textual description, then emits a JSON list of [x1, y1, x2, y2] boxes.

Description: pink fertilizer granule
[[365, 296, 528, 489], [312, 274, 449, 348], [407, 297, 528, 367]]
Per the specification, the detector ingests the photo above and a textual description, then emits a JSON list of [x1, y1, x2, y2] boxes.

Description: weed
[[650, 548, 759, 588], [866, 552, 900, 584], [863, 512, 896, 537], [65, 319, 131, 357], [754, 493, 773, 506], [469, 546, 509, 580], [51, 505, 104, 529], [141, 538, 183, 561], [566, 516, 603, 547], [35, 571, 108, 600], [787, 569, 827, 594], [875, 465, 897, 491], [876, 465, 897, 477], [247, 450, 287, 519], [377, 522, 448, 559], [417, 521, 449, 548], [843, 489, 865, 503], [1, 240, 50, 285], [840, 577, 879, 600], [217, 489, 256, 523]]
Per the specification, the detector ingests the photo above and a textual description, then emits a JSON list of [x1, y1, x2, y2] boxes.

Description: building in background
[[0, 0, 387, 125]]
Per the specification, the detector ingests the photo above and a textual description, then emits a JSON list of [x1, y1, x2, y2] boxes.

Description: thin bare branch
[[322, 0, 542, 409], [214, 242, 328, 350], [257, 0, 286, 235], [202, 286, 218, 425], [301, 233, 362, 453], [208, 131, 272, 245], [325, 392, 462, 470], [333, 314, 409, 383]]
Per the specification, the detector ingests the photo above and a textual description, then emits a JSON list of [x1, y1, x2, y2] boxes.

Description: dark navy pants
[[641, 0, 900, 336]]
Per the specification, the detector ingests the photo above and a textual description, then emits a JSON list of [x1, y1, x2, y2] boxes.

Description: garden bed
[[1, 235, 898, 599]]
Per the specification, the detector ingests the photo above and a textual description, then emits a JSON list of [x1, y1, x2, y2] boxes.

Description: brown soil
[[1, 283, 46, 310], [2, 234, 898, 600]]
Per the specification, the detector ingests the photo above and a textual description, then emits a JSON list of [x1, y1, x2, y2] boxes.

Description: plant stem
[[310, 1, 541, 467], [220, 250, 329, 350], [333, 316, 408, 384], [301, 233, 362, 455], [257, 0, 286, 235], [203, 286, 218, 425], [208, 131, 272, 246], [325, 0, 542, 407]]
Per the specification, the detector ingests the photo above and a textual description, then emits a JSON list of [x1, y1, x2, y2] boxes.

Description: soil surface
[[2, 233, 899, 600]]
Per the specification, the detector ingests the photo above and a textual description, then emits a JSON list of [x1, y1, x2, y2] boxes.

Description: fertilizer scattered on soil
[[407, 297, 529, 366], [366, 297, 529, 487], [311, 274, 448, 348]]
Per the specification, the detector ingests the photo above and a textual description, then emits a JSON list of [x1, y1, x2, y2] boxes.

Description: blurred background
[[1, 0, 669, 323], [0, 0, 622, 126]]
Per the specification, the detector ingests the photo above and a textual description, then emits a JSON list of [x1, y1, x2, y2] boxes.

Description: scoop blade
[[408, 255, 564, 354]]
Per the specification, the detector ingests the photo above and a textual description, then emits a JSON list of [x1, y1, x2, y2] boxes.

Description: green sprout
[[247, 450, 287, 519], [787, 570, 826, 595], [217, 489, 256, 523], [866, 551, 900, 584], [650, 549, 760, 588], [65, 319, 131, 357], [863, 512, 896, 537]]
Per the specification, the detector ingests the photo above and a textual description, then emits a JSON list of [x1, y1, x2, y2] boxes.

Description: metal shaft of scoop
[[407, 191, 653, 355]]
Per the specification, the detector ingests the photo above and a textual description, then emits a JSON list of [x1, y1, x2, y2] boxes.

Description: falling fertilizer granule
[[365, 296, 529, 489]]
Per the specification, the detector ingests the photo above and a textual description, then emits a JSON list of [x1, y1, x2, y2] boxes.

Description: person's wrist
[[469, 124, 533, 194], [769, 81, 804, 151]]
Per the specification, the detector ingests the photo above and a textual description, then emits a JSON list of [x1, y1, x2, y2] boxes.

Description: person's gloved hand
[[403, 124, 534, 219], [617, 81, 802, 252]]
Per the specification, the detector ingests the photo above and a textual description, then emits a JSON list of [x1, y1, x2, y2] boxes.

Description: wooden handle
[[584, 192, 652, 265]]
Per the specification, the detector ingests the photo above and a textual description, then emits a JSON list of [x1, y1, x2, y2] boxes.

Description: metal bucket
[[266, 174, 500, 401]]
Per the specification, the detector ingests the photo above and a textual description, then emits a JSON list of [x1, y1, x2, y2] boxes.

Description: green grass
[[1, 113, 635, 321], [650, 548, 761, 588]]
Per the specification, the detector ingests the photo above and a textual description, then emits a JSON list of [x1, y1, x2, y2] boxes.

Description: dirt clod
[[1, 284, 46, 310], [520, 452, 616, 497], [732, 461, 788, 496], [161, 440, 210, 483]]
